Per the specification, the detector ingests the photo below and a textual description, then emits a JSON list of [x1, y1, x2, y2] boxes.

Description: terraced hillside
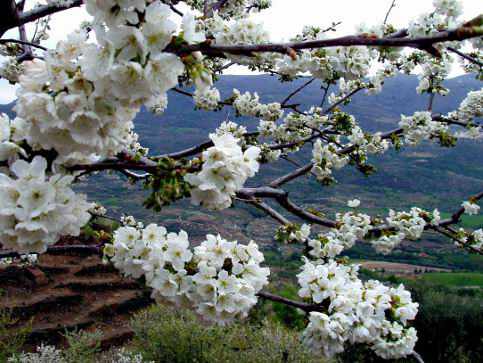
[[0, 236, 150, 349]]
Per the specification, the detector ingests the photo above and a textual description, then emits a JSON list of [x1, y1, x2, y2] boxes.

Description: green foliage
[[129, 304, 327, 363], [62, 329, 102, 363], [0, 296, 32, 363], [143, 158, 191, 212], [268, 285, 307, 330], [408, 281, 483, 363], [419, 272, 483, 287]]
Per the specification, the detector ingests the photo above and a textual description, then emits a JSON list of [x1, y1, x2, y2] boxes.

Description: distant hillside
[[2, 74, 482, 269]]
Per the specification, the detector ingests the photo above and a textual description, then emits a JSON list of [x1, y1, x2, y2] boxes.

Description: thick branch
[[172, 20, 483, 57], [17, 0, 84, 27], [237, 187, 337, 228]]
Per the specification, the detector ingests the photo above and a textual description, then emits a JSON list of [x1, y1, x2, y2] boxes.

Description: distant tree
[[0, 0, 481, 361]]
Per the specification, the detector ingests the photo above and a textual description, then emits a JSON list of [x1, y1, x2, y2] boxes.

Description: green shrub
[[0, 297, 32, 363], [62, 329, 102, 363], [129, 304, 328, 363], [408, 282, 483, 363]]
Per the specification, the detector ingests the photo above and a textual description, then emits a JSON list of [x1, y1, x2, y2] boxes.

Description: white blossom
[[347, 199, 360, 208], [104, 225, 269, 325], [462, 200, 480, 215], [184, 133, 260, 210], [0, 156, 92, 253], [399, 111, 447, 145]]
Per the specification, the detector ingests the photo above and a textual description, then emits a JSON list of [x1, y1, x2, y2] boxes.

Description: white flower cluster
[[215, 121, 247, 140], [347, 199, 361, 208], [0, 56, 24, 83], [408, 0, 461, 39], [372, 207, 440, 254], [462, 200, 480, 215], [190, 234, 270, 324], [298, 259, 418, 359], [111, 349, 154, 363], [120, 214, 144, 229], [328, 78, 361, 104], [308, 211, 371, 258], [304, 201, 441, 257], [211, 0, 272, 19], [311, 139, 349, 181], [0, 156, 92, 253], [89, 202, 107, 216], [449, 89, 482, 139], [433, 0, 463, 18], [194, 86, 221, 110], [8, 344, 64, 363], [0, 253, 37, 268], [232, 89, 283, 121], [209, 15, 272, 65], [13, 1, 187, 165], [348, 126, 390, 155], [184, 133, 260, 210], [470, 229, 483, 251], [277, 44, 374, 83], [386, 207, 428, 240], [8, 345, 153, 363], [399, 111, 447, 145], [0, 113, 25, 162], [105, 225, 269, 325], [415, 56, 450, 95], [453, 89, 483, 122], [276, 223, 312, 244]]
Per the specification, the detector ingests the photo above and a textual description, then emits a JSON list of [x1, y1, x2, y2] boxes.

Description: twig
[[427, 92, 435, 112], [169, 4, 184, 17], [0, 38, 47, 51], [439, 191, 483, 226], [411, 351, 425, 363], [281, 78, 315, 106], [243, 199, 291, 225], [383, 0, 397, 26], [447, 46, 483, 67], [320, 83, 331, 108], [257, 291, 318, 312], [323, 87, 364, 114]]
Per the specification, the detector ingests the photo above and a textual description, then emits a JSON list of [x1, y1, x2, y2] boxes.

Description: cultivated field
[[360, 260, 450, 275]]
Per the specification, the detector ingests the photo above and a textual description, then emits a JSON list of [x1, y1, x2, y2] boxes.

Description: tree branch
[[0, 38, 48, 51], [241, 199, 291, 225], [171, 19, 483, 58], [257, 291, 319, 312], [439, 191, 483, 226], [237, 187, 337, 228], [447, 46, 483, 67], [281, 78, 316, 106], [17, 0, 84, 28], [383, 0, 397, 26]]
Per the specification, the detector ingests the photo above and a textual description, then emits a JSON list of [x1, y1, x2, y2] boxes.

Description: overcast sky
[[1, 0, 481, 103]]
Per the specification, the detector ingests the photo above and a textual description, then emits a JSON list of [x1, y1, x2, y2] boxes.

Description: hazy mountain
[[2, 74, 482, 268]]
